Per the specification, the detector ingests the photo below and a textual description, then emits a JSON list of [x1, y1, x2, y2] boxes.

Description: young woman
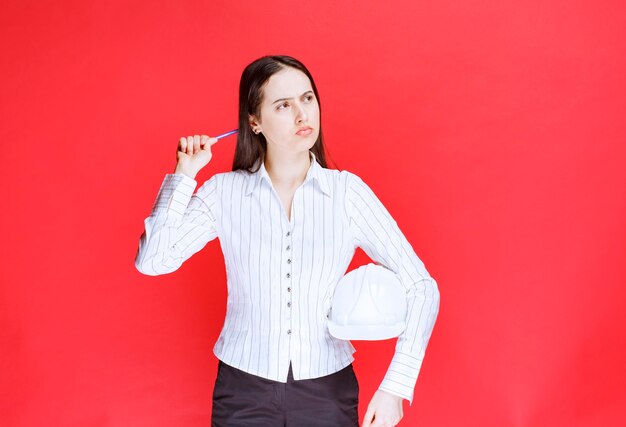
[[135, 55, 440, 427]]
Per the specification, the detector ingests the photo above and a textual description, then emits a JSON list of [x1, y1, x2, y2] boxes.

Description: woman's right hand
[[174, 134, 219, 179]]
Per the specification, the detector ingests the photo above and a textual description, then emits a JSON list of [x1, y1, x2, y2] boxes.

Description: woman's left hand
[[361, 389, 405, 426]]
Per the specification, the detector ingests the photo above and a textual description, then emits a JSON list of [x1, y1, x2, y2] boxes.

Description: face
[[249, 66, 320, 154]]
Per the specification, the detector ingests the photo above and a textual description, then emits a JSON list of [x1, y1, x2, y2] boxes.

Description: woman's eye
[[277, 95, 313, 110]]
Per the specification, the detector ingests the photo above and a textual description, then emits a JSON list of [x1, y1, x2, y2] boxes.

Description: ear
[[248, 114, 262, 134], [248, 114, 259, 127]]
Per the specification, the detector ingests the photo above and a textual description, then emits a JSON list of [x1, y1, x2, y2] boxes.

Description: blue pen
[[215, 129, 238, 139]]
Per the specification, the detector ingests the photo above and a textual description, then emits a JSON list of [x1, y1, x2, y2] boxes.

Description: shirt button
[[287, 302, 291, 307], [286, 231, 291, 237], [287, 329, 291, 335], [286, 245, 290, 250], [287, 258, 291, 264], [287, 287, 291, 292], [286, 273, 291, 278]]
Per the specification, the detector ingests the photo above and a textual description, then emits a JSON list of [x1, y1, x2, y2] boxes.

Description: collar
[[245, 150, 331, 197]]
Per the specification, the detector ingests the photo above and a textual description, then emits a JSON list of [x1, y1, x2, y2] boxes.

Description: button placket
[[285, 228, 293, 335]]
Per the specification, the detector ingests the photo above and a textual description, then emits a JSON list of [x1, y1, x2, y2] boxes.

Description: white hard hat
[[327, 263, 407, 341]]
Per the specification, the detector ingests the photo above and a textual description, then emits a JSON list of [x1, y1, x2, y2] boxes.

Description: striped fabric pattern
[[135, 150, 440, 405]]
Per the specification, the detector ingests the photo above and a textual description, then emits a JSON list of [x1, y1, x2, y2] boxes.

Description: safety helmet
[[327, 263, 407, 341]]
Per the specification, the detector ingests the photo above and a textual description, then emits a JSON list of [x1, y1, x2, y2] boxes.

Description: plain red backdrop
[[1, 0, 625, 426]]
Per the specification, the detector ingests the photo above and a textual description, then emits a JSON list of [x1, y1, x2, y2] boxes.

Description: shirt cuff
[[377, 351, 424, 406], [151, 173, 197, 216]]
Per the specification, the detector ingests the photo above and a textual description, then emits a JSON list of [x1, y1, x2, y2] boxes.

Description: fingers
[[193, 135, 200, 153], [179, 134, 219, 156], [200, 135, 218, 150], [186, 136, 194, 155]]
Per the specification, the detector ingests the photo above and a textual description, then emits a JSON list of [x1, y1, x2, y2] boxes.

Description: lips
[[296, 127, 313, 136]]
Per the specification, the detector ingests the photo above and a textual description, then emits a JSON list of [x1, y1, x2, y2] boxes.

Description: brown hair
[[231, 55, 336, 172]]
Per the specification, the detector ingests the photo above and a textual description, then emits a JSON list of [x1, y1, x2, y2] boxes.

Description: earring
[[255, 129, 261, 134]]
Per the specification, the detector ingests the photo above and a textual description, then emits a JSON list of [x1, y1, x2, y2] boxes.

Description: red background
[[1, 1, 625, 426]]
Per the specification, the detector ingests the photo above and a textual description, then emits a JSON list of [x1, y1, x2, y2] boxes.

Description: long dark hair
[[232, 55, 334, 173]]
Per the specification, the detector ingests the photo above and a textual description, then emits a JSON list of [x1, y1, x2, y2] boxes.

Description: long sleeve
[[345, 172, 440, 406], [134, 173, 219, 276]]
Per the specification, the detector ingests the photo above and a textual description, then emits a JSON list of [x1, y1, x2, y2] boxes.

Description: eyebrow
[[272, 90, 314, 105]]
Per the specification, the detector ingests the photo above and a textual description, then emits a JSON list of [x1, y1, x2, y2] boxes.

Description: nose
[[295, 102, 308, 124]]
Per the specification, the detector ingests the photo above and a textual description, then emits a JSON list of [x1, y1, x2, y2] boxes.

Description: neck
[[264, 149, 311, 189]]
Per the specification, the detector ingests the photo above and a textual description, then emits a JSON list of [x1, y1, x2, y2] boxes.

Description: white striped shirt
[[134, 149, 440, 405]]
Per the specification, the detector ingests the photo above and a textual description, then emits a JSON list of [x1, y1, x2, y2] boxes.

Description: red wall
[[1, 1, 625, 426]]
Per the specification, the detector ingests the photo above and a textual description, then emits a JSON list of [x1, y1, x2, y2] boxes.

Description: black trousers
[[211, 360, 359, 426]]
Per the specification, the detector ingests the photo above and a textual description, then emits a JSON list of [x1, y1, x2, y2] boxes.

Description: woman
[[135, 55, 440, 427]]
